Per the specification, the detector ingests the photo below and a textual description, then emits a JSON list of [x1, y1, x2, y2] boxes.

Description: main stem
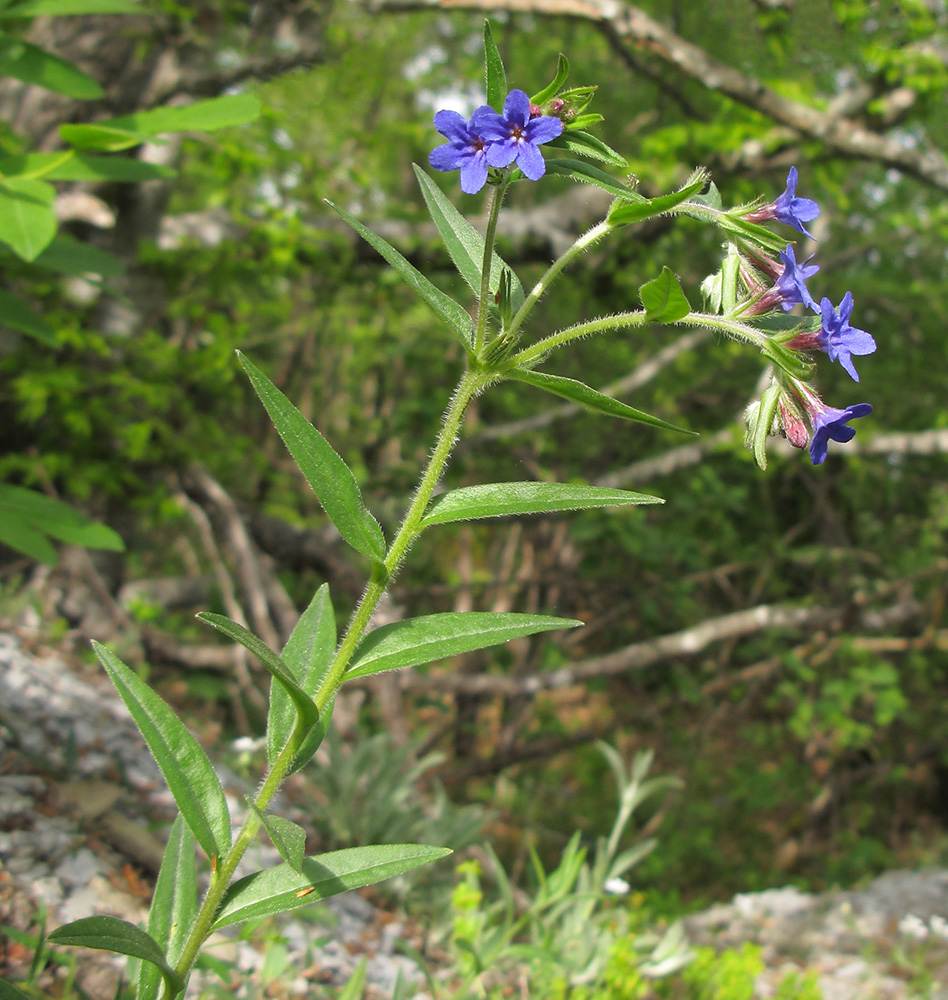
[[168, 366, 491, 997]]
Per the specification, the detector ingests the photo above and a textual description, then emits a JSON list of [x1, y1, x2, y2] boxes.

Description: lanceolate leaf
[[0, 511, 56, 564], [0, 177, 56, 261], [238, 353, 385, 562], [346, 612, 582, 680], [421, 482, 662, 527], [483, 21, 506, 112], [327, 200, 473, 350], [92, 642, 231, 862], [34, 236, 123, 278], [0, 34, 103, 98], [138, 817, 197, 1000], [268, 584, 336, 771], [0, 289, 57, 345], [532, 53, 569, 106], [550, 129, 627, 168], [544, 159, 641, 201], [608, 168, 710, 226], [412, 164, 525, 313], [211, 845, 452, 929], [509, 369, 694, 435], [640, 267, 692, 323], [0, 978, 32, 1000], [0, 150, 173, 182], [49, 917, 183, 995], [197, 613, 318, 730]]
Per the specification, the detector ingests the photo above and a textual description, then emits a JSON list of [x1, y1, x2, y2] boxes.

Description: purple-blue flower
[[476, 89, 563, 181], [774, 244, 819, 311], [429, 106, 495, 194], [818, 291, 877, 382], [808, 401, 873, 465], [773, 166, 820, 238]]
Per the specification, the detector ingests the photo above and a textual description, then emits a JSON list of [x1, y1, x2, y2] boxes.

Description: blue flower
[[818, 292, 877, 382], [429, 106, 496, 194], [476, 89, 563, 181], [773, 166, 820, 238], [774, 244, 819, 311], [808, 401, 872, 465]]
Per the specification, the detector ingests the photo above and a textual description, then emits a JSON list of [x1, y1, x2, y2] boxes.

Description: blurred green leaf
[[0, 288, 57, 345], [0, 177, 56, 260], [0, 0, 143, 14], [0, 33, 102, 98]]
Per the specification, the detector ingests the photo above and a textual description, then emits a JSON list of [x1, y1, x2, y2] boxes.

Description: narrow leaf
[[412, 164, 524, 312], [0, 177, 56, 261], [551, 129, 627, 168], [59, 122, 151, 152], [421, 482, 662, 527], [0, 0, 143, 13], [640, 267, 692, 323], [49, 917, 183, 995], [718, 214, 788, 253], [211, 845, 452, 930], [238, 352, 385, 562], [0, 979, 33, 1000], [544, 158, 641, 201], [0, 511, 56, 564], [347, 612, 582, 680], [249, 804, 307, 873], [532, 53, 569, 105], [509, 369, 694, 435], [268, 584, 336, 771], [483, 21, 506, 111], [0, 150, 72, 180], [0, 288, 57, 345], [0, 151, 176, 182], [92, 642, 231, 862], [197, 612, 318, 729], [327, 200, 473, 350], [0, 34, 103, 98], [336, 959, 367, 1000], [608, 168, 710, 226], [139, 817, 197, 1000]]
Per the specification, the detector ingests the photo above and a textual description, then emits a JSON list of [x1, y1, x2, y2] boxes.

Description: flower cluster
[[741, 168, 877, 464], [429, 89, 563, 194]]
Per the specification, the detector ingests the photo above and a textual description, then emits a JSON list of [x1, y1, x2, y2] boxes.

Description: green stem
[[677, 311, 771, 350], [473, 181, 509, 355], [506, 310, 648, 371], [505, 220, 613, 341]]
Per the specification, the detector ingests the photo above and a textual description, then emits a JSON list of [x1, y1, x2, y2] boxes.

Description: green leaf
[[532, 53, 569, 105], [0, 978, 33, 1000], [268, 584, 336, 772], [717, 214, 789, 254], [759, 338, 814, 380], [0, 151, 175, 182], [238, 353, 386, 562], [92, 642, 231, 862], [0, 484, 124, 561], [550, 129, 627, 168], [509, 369, 695, 435], [412, 164, 524, 313], [0, 510, 56, 564], [33, 235, 123, 278], [139, 817, 197, 1000], [211, 845, 452, 930], [0, 177, 56, 261], [608, 168, 710, 226], [544, 158, 641, 201], [60, 95, 261, 150], [421, 482, 662, 527], [639, 266, 692, 323], [197, 612, 319, 730], [327, 200, 473, 350], [0, 34, 103, 98], [48, 917, 183, 995], [483, 21, 506, 111], [0, 0, 143, 14], [249, 804, 307, 873], [336, 959, 367, 1000], [0, 288, 57, 345], [346, 612, 582, 680]]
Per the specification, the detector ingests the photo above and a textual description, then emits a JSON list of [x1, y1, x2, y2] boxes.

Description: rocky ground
[[3, 628, 948, 999]]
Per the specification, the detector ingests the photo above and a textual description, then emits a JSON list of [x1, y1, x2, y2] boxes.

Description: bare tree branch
[[363, 0, 948, 192]]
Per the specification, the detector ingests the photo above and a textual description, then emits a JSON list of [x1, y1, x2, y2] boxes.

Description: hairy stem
[[474, 181, 509, 355]]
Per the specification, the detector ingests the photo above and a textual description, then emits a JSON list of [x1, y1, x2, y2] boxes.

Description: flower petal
[[433, 110, 470, 142], [525, 115, 563, 145], [502, 89, 531, 126], [515, 140, 546, 181]]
